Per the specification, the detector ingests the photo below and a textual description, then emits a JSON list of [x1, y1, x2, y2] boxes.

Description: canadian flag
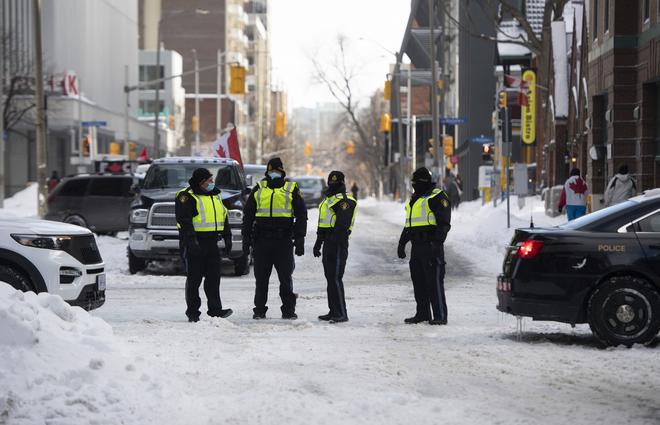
[[138, 147, 149, 162], [212, 125, 243, 166]]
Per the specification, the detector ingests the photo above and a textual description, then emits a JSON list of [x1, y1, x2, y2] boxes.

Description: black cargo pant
[[253, 237, 296, 316], [409, 241, 447, 321], [183, 236, 223, 320], [322, 238, 349, 318]]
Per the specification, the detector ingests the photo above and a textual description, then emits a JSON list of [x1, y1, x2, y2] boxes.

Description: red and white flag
[[138, 147, 149, 162], [212, 125, 243, 166]]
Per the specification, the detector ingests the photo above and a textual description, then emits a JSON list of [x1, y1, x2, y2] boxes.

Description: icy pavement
[[88, 198, 660, 425]]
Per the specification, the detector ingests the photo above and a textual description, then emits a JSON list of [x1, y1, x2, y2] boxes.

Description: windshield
[[558, 200, 637, 230], [294, 178, 323, 190], [143, 164, 241, 190]]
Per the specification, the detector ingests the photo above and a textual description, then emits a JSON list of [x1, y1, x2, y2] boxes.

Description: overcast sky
[[270, 0, 411, 110]]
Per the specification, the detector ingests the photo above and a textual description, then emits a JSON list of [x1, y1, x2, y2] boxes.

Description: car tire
[[0, 264, 33, 292], [128, 248, 146, 275], [587, 276, 660, 347], [234, 253, 250, 276], [64, 214, 88, 228]]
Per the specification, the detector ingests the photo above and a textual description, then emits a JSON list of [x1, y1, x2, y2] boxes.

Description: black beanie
[[618, 164, 629, 174], [412, 167, 433, 183], [327, 170, 345, 185], [570, 168, 581, 177], [266, 157, 285, 175], [189, 168, 213, 187]]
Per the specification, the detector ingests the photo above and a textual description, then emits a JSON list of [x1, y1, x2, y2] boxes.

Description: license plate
[[96, 274, 106, 291]]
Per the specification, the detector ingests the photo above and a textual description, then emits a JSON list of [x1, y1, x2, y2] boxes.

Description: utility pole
[[193, 49, 200, 155], [153, 25, 162, 158], [32, 0, 47, 218], [395, 61, 406, 201], [123, 65, 130, 156], [406, 63, 412, 173], [216, 49, 223, 137], [429, 0, 440, 181]]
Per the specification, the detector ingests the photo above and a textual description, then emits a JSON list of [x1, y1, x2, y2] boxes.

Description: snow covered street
[[2, 193, 660, 424]]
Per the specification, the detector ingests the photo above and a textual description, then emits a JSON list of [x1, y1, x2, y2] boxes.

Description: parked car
[[497, 190, 660, 347], [127, 157, 251, 276], [0, 217, 106, 310], [290, 175, 327, 207], [45, 174, 139, 234], [243, 163, 266, 187]]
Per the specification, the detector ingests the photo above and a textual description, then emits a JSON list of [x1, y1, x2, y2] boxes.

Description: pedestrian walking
[[558, 168, 588, 221], [175, 168, 233, 322], [397, 167, 451, 325], [48, 170, 60, 192], [350, 182, 359, 200], [443, 171, 461, 210], [313, 171, 357, 323], [242, 157, 307, 320], [604, 164, 637, 207]]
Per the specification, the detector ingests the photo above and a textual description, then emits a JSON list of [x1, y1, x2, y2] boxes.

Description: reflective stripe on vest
[[404, 189, 444, 228], [176, 188, 227, 232], [318, 193, 357, 230], [255, 181, 296, 217]]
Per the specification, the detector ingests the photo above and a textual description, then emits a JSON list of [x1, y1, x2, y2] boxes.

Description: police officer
[[242, 158, 307, 320], [313, 171, 357, 323], [175, 168, 233, 322], [397, 167, 451, 325]]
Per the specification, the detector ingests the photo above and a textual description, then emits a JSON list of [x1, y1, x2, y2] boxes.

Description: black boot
[[253, 312, 266, 320], [282, 312, 298, 320], [219, 309, 233, 318], [404, 315, 429, 324], [329, 316, 348, 323], [188, 316, 200, 323], [318, 313, 332, 321], [429, 319, 447, 325]]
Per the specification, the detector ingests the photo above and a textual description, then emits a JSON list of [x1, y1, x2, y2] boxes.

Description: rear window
[[89, 177, 131, 197], [58, 179, 89, 196]]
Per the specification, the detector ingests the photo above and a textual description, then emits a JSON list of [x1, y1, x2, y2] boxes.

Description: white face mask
[[267, 171, 282, 179]]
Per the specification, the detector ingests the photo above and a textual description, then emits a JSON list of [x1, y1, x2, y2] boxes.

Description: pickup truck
[[127, 157, 251, 276]]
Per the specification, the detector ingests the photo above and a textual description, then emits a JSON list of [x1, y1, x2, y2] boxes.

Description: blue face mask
[[205, 182, 215, 192], [267, 171, 282, 180]]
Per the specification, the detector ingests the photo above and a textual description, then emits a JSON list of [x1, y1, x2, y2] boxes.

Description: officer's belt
[[255, 227, 292, 240], [408, 229, 436, 242]]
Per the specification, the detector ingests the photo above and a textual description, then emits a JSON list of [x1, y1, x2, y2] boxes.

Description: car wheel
[[587, 276, 660, 347], [127, 248, 147, 275], [234, 253, 250, 276], [64, 214, 88, 228], [0, 264, 33, 292]]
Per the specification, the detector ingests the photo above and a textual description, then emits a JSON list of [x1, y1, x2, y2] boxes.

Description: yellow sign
[[442, 135, 454, 157], [384, 80, 391, 101], [229, 65, 246, 95], [521, 69, 536, 145]]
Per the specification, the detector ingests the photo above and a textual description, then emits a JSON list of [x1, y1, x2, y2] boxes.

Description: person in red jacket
[[558, 168, 588, 221]]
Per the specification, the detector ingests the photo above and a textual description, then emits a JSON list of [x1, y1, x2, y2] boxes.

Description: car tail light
[[516, 240, 544, 259]]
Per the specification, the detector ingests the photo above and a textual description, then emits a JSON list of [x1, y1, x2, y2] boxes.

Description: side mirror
[[129, 183, 141, 195], [243, 187, 252, 196]]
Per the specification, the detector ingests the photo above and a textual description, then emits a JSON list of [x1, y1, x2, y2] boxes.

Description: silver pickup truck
[[127, 157, 251, 276]]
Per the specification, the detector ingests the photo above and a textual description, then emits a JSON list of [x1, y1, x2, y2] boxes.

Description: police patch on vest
[[340, 201, 349, 210], [441, 199, 449, 208], [178, 193, 189, 203]]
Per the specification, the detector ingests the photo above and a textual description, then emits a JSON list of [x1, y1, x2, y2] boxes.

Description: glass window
[[593, 0, 599, 39], [143, 164, 241, 191], [638, 211, 660, 232], [294, 178, 323, 190], [604, 0, 609, 32], [89, 178, 124, 197], [139, 65, 164, 89], [559, 200, 636, 230], [59, 179, 89, 196], [139, 100, 165, 115]]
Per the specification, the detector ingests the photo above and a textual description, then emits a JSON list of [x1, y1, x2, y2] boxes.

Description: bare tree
[[310, 35, 386, 196]]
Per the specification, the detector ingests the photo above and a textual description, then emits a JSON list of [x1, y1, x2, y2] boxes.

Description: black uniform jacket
[[175, 185, 231, 245], [242, 177, 307, 243], [399, 187, 451, 246], [316, 185, 357, 243]]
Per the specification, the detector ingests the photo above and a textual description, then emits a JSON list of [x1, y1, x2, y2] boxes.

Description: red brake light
[[516, 240, 543, 259]]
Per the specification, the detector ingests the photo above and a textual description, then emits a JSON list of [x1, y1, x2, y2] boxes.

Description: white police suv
[[0, 218, 106, 310]]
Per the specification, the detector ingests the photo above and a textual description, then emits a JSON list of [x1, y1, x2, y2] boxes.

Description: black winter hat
[[412, 167, 433, 183], [570, 168, 581, 177], [327, 170, 345, 185], [190, 168, 213, 187], [266, 157, 285, 174], [618, 164, 629, 174]]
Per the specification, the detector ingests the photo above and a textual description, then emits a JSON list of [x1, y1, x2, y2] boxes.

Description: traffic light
[[482, 143, 494, 162], [191, 115, 199, 133], [384, 80, 391, 101], [380, 113, 391, 133], [275, 112, 286, 137], [442, 135, 454, 157], [169, 114, 175, 130], [229, 64, 246, 94], [427, 138, 434, 158], [499, 91, 507, 109], [128, 142, 137, 161], [81, 136, 91, 157], [346, 140, 355, 155], [109, 142, 121, 155], [304, 141, 312, 157]]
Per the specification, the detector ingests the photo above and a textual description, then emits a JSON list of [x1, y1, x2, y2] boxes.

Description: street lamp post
[[32, 0, 48, 218], [192, 48, 200, 155], [153, 24, 163, 158]]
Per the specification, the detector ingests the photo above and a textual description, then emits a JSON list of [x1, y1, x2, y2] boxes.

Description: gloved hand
[[397, 243, 406, 259], [187, 237, 202, 256], [313, 239, 323, 257], [294, 238, 305, 256], [224, 237, 232, 256]]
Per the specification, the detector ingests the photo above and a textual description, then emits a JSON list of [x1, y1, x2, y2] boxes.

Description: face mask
[[205, 182, 215, 192], [268, 171, 282, 179]]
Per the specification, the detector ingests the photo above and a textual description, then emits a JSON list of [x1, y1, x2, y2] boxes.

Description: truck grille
[[148, 202, 177, 229], [64, 235, 103, 265]]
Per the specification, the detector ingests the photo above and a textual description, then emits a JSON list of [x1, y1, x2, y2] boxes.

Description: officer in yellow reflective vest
[[313, 171, 357, 323], [242, 157, 307, 320], [397, 167, 451, 325], [175, 168, 233, 322]]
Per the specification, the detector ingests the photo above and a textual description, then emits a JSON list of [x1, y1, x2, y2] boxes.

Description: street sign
[[81, 121, 107, 127], [469, 135, 494, 144], [440, 117, 468, 125], [521, 70, 536, 145]]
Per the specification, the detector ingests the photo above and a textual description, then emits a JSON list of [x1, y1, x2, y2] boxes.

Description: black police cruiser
[[498, 190, 660, 347]]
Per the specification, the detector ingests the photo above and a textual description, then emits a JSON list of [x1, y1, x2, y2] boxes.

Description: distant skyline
[[270, 0, 411, 110]]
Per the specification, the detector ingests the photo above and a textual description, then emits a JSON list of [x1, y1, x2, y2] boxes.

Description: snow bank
[[0, 282, 187, 424], [0, 183, 38, 218]]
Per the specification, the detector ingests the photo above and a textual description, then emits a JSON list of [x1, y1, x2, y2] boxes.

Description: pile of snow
[[0, 283, 191, 424], [0, 183, 38, 218]]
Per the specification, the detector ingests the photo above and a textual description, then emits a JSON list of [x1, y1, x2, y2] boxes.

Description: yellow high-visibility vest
[[176, 188, 227, 232], [404, 189, 445, 228], [254, 180, 297, 218], [318, 193, 357, 230]]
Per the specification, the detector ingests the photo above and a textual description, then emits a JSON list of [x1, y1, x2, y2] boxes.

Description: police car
[[498, 190, 660, 347]]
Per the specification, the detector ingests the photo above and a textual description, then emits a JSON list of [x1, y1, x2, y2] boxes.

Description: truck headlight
[[130, 208, 149, 224], [228, 209, 243, 224], [11, 234, 72, 250]]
